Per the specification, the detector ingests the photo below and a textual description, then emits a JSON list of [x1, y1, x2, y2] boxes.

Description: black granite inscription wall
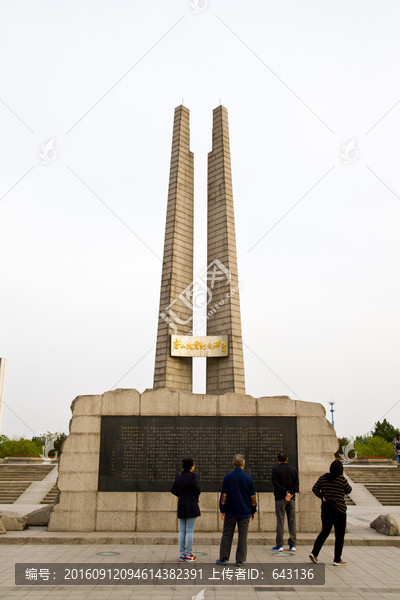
[[98, 416, 297, 492]]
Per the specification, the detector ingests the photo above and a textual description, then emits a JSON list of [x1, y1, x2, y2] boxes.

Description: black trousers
[[219, 515, 250, 563], [275, 498, 296, 547], [312, 503, 346, 563]]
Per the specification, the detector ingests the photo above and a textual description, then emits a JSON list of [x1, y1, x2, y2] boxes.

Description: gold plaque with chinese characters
[[171, 335, 229, 357]]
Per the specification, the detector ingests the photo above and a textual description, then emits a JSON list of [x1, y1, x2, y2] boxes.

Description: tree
[[32, 432, 67, 456], [354, 436, 394, 459], [53, 433, 67, 455], [335, 437, 350, 458], [0, 436, 42, 458], [355, 433, 371, 445], [371, 419, 399, 443]]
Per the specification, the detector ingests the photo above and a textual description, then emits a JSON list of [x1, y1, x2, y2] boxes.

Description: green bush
[[0, 431, 67, 458], [354, 435, 394, 459], [0, 437, 42, 458]]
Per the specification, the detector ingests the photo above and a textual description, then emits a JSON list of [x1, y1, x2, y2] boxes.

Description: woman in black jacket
[[171, 458, 201, 562]]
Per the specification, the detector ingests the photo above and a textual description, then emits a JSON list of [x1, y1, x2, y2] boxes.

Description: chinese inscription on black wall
[[98, 416, 298, 492]]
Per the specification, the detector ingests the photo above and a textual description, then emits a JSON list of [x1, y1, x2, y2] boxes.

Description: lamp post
[[328, 400, 335, 428]]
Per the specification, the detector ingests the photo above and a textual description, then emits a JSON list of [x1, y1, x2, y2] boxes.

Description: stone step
[[41, 485, 59, 504], [365, 490, 400, 493], [0, 463, 57, 504], [0, 464, 56, 503], [348, 475, 400, 479], [0, 529, 399, 547], [366, 484, 400, 488], [344, 472, 400, 484], [365, 484, 400, 487], [0, 481, 31, 503], [0, 476, 53, 480], [364, 483, 400, 505], [0, 473, 54, 481], [0, 465, 54, 475], [0, 465, 54, 470], [0, 483, 31, 488], [345, 468, 400, 475]]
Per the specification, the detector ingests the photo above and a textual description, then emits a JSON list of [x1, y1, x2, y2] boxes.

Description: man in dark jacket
[[216, 454, 257, 566], [271, 452, 299, 552]]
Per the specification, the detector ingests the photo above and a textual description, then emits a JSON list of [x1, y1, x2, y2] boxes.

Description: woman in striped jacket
[[309, 459, 352, 566]]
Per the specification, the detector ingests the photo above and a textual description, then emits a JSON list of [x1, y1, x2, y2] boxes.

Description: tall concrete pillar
[[153, 106, 194, 391], [206, 106, 246, 394]]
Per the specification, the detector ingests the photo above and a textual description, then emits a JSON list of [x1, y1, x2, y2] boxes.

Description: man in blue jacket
[[216, 454, 257, 566]]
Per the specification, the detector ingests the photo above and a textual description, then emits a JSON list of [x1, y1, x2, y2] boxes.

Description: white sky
[[1, 0, 399, 440]]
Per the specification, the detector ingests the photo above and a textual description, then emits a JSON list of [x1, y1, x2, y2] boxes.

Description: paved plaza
[[1, 485, 400, 599], [1, 502, 400, 598], [0, 541, 399, 600]]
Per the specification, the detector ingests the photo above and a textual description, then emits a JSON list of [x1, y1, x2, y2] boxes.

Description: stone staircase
[[0, 464, 55, 504], [345, 466, 400, 505], [363, 484, 400, 505], [41, 484, 59, 504]]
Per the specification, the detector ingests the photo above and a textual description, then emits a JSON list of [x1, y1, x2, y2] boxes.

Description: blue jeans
[[178, 517, 197, 556], [396, 453, 400, 465]]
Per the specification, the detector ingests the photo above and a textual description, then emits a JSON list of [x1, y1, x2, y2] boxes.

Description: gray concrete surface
[[0, 542, 399, 599], [0, 502, 399, 598], [345, 474, 382, 506]]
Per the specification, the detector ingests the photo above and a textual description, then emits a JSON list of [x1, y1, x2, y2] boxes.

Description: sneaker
[[309, 553, 318, 563], [179, 555, 186, 562], [289, 546, 296, 552], [272, 546, 283, 551], [185, 554, 196, 562], [235, 561, 244, 566], [333, 560, 347, 566], [216, 559, 227, 565]]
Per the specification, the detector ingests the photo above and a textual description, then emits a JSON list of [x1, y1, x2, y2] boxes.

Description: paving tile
[[0, 544, 399, 600]]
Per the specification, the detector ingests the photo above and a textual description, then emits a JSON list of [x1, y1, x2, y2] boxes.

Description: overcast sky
[[1, 0, 399, 440]]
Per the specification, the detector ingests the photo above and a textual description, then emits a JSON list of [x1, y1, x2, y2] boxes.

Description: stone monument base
[[48, 388, 337, 533]]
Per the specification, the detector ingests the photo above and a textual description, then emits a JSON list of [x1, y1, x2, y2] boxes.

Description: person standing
[[216, 454, 257, 566], [393, 434, 400, 466], [171, 458, 201, 562], [309, 459, 352, 566], [271, 452, 299, 552]]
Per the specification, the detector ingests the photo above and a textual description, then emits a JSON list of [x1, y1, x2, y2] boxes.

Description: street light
[[328, 400, 335, 428]]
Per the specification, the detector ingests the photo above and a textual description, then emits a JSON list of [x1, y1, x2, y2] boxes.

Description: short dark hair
[[277, 453, 287, 463], [182, 458, 194, 472]]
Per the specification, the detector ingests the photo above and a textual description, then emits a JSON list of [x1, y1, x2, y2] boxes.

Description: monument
[[49, 106, 337, 533]]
